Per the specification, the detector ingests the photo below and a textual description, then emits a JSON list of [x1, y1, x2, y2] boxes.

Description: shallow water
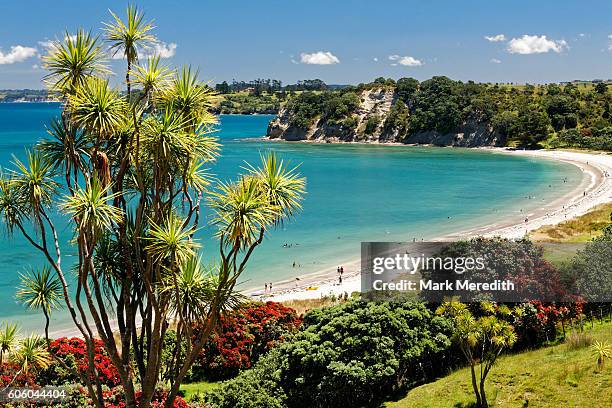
[[0, 103, 582, 333]]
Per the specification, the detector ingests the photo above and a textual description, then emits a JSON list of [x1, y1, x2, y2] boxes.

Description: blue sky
[[1, 0, 611, 88]]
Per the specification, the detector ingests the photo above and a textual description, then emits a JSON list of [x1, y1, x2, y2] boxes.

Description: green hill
[[386, 320, 612, 408]]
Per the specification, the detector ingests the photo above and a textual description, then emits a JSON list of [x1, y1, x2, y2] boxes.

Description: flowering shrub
[[102, 388, 188, 408], [0, 362, 36, 386], [188, 301, 301, 380], [36, 337, 120, 387]]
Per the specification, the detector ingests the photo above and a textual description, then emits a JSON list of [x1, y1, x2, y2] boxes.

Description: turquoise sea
[[0, 103, 583, 333]]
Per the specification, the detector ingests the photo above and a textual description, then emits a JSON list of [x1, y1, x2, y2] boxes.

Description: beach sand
[[49, 148, 612, 336], [255, 149, 612, 303]]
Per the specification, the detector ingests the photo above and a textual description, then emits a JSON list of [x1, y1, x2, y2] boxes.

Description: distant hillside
[[267, 77, 612, 149], [0, 89, 57, 103]]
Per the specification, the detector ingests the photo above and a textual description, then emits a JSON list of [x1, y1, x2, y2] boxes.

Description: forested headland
[[266, 77, 612, 149]]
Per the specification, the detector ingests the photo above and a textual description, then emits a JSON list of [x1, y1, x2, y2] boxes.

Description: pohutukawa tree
[[0, 5, 305, 408]]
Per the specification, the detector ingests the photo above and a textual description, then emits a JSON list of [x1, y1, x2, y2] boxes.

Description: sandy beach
[[48, 148, 612, 337], [254, 148, 612, 302]]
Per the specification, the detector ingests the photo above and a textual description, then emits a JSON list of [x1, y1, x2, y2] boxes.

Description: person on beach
[[265, 283, 268, 293], [269, 283, 273, 291], [340, 266, 344, 274], [339, 275, 342, 284]]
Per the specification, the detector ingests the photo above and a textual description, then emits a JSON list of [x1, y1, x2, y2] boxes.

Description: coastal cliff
[[266, 85, 505, 146]]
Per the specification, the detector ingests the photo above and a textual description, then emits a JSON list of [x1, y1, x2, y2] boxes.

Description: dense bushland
[[282, 77, 611, 148]]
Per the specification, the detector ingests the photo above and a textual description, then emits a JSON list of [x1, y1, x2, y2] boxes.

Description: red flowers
[[190, 301, 301, 380], [102, 388, 188, 408], [49, 337, 121, 387]]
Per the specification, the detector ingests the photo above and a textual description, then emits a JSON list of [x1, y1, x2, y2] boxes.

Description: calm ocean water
[[0, 103, 582, 333]]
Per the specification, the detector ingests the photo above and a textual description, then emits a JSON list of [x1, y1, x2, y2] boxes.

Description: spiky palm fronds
[[209, 177, 279, 249], [104, 5, 156, 64], [161, 66, 220, 130], [185, 159, 214, 193], [245, 152, 306, 224], [61, 177, 123, 235], [0, 323, 19, 363], [132, 56, 171, 97], [11, 335, 52, 376], [42, 30, 109, 94], [0, 174, 26, 233], [591, 341, 612, 370], [145, 212, 199, 265], [16, 266, 64, 315], [37, 117, 90, 173], [10, 150, 59, 214], [68, 77, 128, 139]]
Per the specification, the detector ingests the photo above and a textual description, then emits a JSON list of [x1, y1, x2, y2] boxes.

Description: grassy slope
[[180, 380, 220, 400], [386, 321, 612, 408], [530, 202, 612, 243]]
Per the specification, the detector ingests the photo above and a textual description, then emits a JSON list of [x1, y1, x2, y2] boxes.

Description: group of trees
[[280, 76, 611, 148], [215, 79, 283, 95], [214, 78, 329, 95], [0, 5, 305, 408]]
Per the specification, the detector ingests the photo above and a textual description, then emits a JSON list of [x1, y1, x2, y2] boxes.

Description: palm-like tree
[[132, 56, 171, 102], [61, 177, 123, 237], [210, 176, 280, 250], [104, 4, 156, 96], [246, 152, 306, 223], [0, 323, 19, 363], [11, 335, 52, 378], [11, 150, 59, 217], [42, 30, 109, 95], [0, 174, 25, 234], [16, 266, 64, 343], [68, 76, 128, 141], [145, 212, 199, 265], [161, 66, 219, 131], [38, 117, 89, 174]]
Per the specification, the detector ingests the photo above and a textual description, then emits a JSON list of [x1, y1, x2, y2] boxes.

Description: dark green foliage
[[206, 349, 288, 408], [207, 301, 452, 408], [364, 114, 381, 135], [562, 228, 612, 303], [384, 100, 410, 136], [395, 77, 419, 107], [322, 92, 360, 125], [275, 77, 611, 148], [409, 76, 464, 134]]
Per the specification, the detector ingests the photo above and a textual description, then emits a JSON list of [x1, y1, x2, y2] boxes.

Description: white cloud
[[388, 54, 423, 66], [373, 57, 378, 62], [110, 41, 177, 60], [608, 34, 612, 50], [299, 51, 340, 65], [485, 34, 506, 42], [38, 35, 77, 51], [0, 45, 37, 64], [490, 58, 501, 64], [507, 35, 568, 54]]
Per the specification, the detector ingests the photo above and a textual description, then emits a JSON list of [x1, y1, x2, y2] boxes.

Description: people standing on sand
[[340, 266, 344, 275], [265, 283, 268, 293], [269, 283, 273, 292], [293, 261, 296, 268], [339, 275, 342, 284]]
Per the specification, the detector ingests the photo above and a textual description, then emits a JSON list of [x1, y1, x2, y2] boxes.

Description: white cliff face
[[266, 88, 505, 147]]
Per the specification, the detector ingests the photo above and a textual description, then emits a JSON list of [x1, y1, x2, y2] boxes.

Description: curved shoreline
[[256, 148, 612, 302]]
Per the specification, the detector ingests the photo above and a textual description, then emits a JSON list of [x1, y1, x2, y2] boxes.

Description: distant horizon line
[[1, 77, 611, 92]]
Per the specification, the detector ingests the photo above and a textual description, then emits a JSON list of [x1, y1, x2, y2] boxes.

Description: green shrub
[[205, 349, 287, 408], [277, 301, 451, 407]]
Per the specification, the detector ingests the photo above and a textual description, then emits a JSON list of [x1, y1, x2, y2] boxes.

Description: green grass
[[386, 321, 612, 408], [179, 380, 220, 400], [530, 202, 612, 243]]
